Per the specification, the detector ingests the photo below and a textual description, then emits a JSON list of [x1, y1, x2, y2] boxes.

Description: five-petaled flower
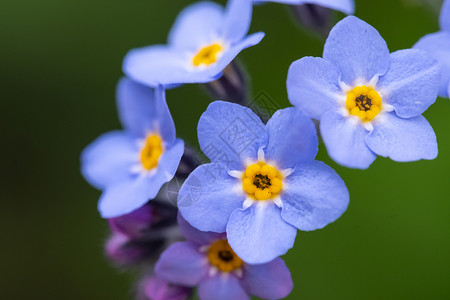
[[155, 214, 293, 300], [123, 0, 264, 87], [81, 78, 184, 218], [254, 0, 355, 15], [178, 101, 349, 264], [414, 0, 450, 98], [287, 16, 440, 169]]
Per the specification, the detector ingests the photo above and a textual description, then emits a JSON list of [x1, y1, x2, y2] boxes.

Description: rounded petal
[[123, 45, 221, 87], [227, 202, 297, 264], [440, 0, 450, 31], [98, 173, 166, 218], [265, 107, 318, 168], [281, 161, 349, 231], [158, 139, 185, 180], [178, 163, 244, 233], [198, 274, 249, 300], [287, 57, 342, 120], [377, 49, 440, 118], [168, 1, 224, 50], [222, 0, 253, 42], [98, 140, 183, 218], [414, 31, 450, 98], [242, 258, 293, 300], [208, 32, 265, 78], [323, 16, 390, 85], [320, 111, 376, 169], [198, 101, 267, 171], [365, 112, 438, 162], [177, 213, 225, 247], [155, 242, 208, 286], [117, 78, 176, 144], [81, 131, 137, 189]]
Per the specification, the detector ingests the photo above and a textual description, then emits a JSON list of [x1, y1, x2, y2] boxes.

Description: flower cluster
[[81, 0, 444, 299]]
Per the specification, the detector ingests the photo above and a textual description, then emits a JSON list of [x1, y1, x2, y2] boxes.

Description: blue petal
[[254, 0, 355, 14], [377, 49, 440, 118], [242, 258, 293, 300], [365, 112, 438, 162], [222, 0, 253, 43], [155, 242, 208, 286], [98, 139, 184, 218], [440, 0, 450, 31], [117, 78, 176, 144], [178, 163, 245, 233], [281, 161, 349, 231], [81, 131, 137, 189], [168, 1, 224, 51], [414, 32, 450, 98], [207, 32, 265, 78], [227, 202, 297, 264], [99, 174, 165, 218], [320, 111, 376, 169], [198, 274, 249, 300], [265, 107, 318, 169], [158, 139, 185, 179], [123, 45, 221, 87], [287, 57, 342, 120], [177, 213, 225, 247], [323, 16, 390, 85], [198, 101, 267, 171]]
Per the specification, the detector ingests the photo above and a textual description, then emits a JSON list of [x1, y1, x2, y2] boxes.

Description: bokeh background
[[2, 0, 450, 299]]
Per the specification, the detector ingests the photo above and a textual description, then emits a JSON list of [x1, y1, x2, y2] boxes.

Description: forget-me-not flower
[[287, 16, 440, 169], [123, 0, 264, 88], [414, 0, 450, 98], [81, 78, 184, 218], [155, 214, 293, 300], [177, 101, 349, 264], [254, 0, 354, 15]]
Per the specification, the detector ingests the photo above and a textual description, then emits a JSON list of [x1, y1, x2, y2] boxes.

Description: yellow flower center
[[192, 43, 223, 67], [208, 239, 243, 272], [140, 134, 163, 170], [242, 162, 283, 201], [346, 85, 382, 122]]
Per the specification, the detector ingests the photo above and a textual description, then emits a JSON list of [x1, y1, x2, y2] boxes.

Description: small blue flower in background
[[414, 0, 450, 98], [254, 0, 354, 15], [123, 0, 264, 88], [81, 78, 184, 218], [287, 16, 440, 169], [177, 101, 349, 264], [155, 214, 293, 300]]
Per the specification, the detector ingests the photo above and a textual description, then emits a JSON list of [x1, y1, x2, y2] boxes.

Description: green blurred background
[[1, 0, 449, 299]]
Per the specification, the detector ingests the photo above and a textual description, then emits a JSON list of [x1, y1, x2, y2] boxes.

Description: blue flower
[[123, 0, 264, 88], [414, 0, 450, 98], [254, 0, 354, 15], [81, 78, 184, 218], [287, 16, 440, 169], [155, 214, 294, 300], [177, 101, 349, 264]]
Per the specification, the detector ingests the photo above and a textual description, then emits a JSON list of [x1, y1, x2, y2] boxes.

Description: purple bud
[[105, 233, 148, 265], [104, 200, 181, 266], [143, 276, 191, 300], [108, 204, 154, 239]]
